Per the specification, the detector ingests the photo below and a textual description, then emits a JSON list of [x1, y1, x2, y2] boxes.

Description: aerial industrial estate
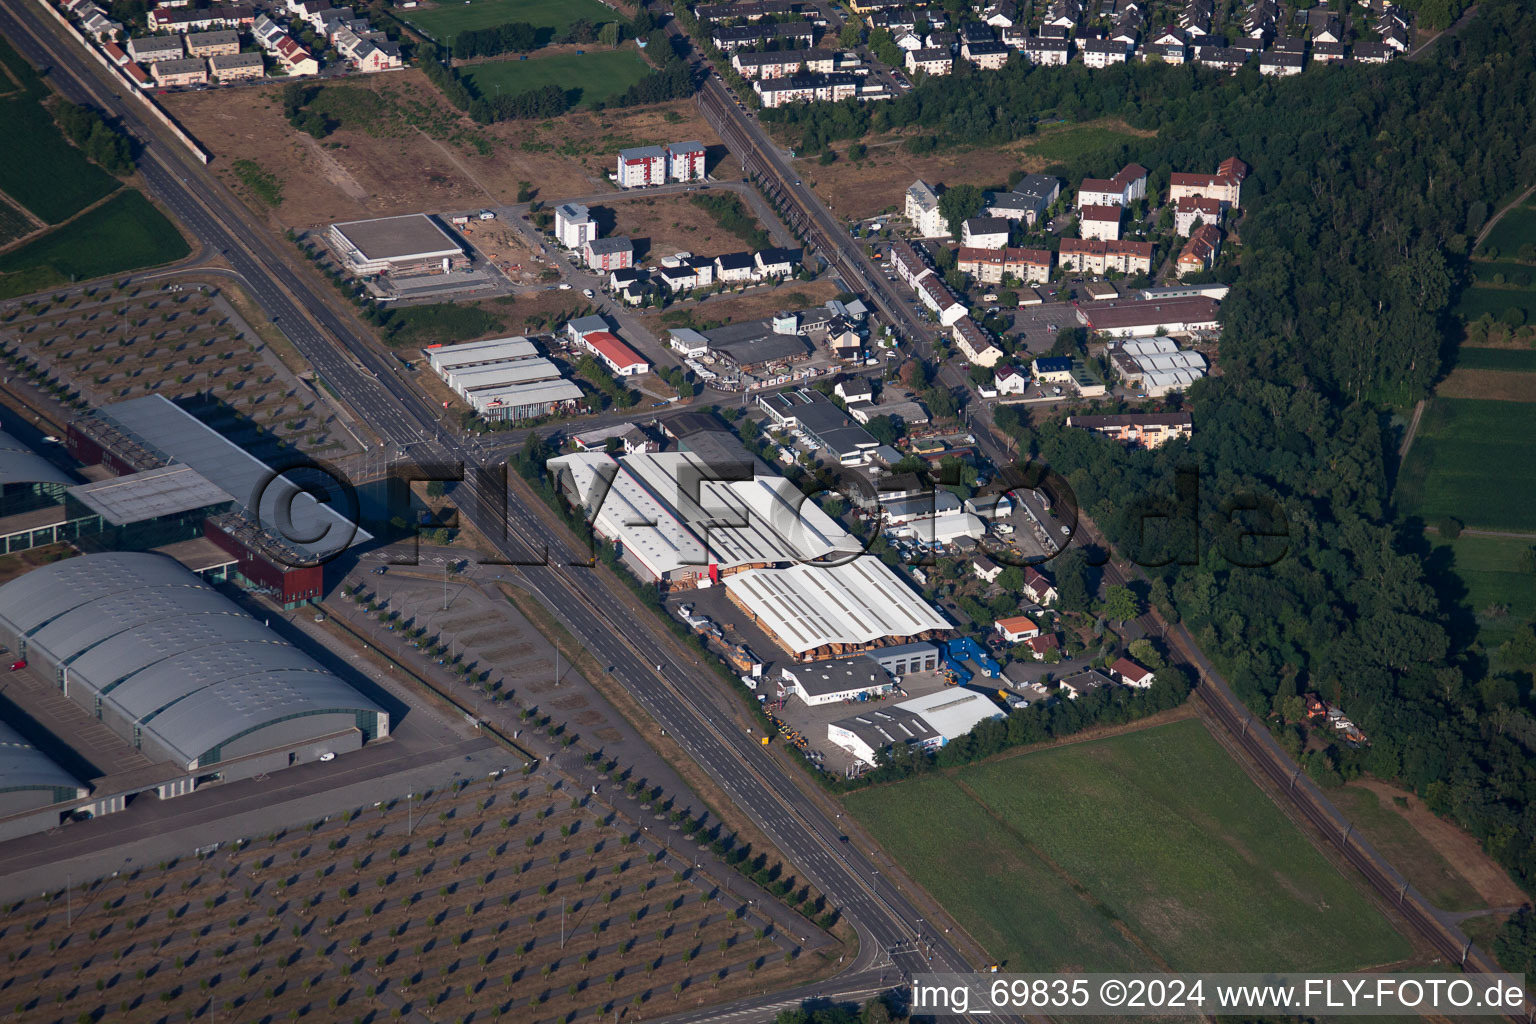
[[0, 0, 1533, 1021]]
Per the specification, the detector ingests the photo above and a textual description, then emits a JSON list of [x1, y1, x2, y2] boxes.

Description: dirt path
[[1474, 180, 1536, 250], [298, 135, 370, 205], [1398, 398, 1426, 458], [1350, 778, 1528, 908], [1408, 4, 1480, 60], [414, 126, 500, 205], [1422, 524, 1536, 540]]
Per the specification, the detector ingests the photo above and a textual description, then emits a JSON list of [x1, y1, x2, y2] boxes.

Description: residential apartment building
[[1057, 238, 1154, 276], [584, 237, 634, 272], [1066, 412, 1193, 448], [961, 217, 1010, 249], [905, 47, 953, 75], [730, 48, 835, 78], [209, 52, 265, 80], [905, 180, 947, 238], [152, 57, 208, 86], [1173, 195, 1222, 235], [956, 246, 1052, 285], [1168, 157, 1247, 207], [755, 72, 856, 108], [127, 36, 184, 64], [1077, 163, 1149, 207], [554, 203, 593, 250], [616, 145, 667, 188], [951, 317, 1004, 367], [185, 30, 239, 57], [667, 141, 707, 182], [1079, 204, 1122, 241], [1082, 38, 1131, 67], [1023, 36, 1070, 65], [1175, 223, 1221, 276]]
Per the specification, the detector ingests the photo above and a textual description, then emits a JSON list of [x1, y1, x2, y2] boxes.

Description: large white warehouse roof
[[725, 558, 951, 654]]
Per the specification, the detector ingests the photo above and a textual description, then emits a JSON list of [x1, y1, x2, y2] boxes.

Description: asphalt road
[[3, 7, 1000, 1017]]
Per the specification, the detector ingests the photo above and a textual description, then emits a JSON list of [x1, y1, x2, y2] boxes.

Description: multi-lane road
[[1, 5, 1010, 1018]]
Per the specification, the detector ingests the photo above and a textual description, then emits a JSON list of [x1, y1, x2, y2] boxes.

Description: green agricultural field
[[402, 0, 620, 44], [1470, 259, 1535, 286], [0, 194, 34, 246], [461, 50, 652, 109], [1454, 346, 1536, 373], [1477, 202, 1536, 258], [1396, 397, 1536, 533], [1024, 119, 1150, 166], [0, 95, 120, 225], [1454, 282, 1536, 322], [0, 190, 188, 299], [1429, 533, 1536, 652], [846, 720, 1411, 973]]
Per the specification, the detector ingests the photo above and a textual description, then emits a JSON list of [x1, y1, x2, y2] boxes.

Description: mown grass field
[[1454, 346, 1536, 373], [845, 720, 1411, 973], [461, 50, 653, 108], [402, 0, 619, 43], [1429, 533, 1536, 651], [1396, 397, 1536, 533], [0, 190, 188, 299]]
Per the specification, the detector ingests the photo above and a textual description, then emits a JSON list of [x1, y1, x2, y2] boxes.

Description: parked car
[[9, 659, 26, 671], [319, 752, 336, 762]]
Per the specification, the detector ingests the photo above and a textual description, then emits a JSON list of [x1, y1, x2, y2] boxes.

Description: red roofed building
[[1111, 656, 1155, 688], [995, 615, 1041, 643], [1169, 157, 1247, 208], [956, 246, 1053, 285], [1079, 203, 1122, 241], [103, 41, 130, 65], [1077, 163, 1148, 207], [1174, 195, 1223, 236], [124, 61, 152, 87], [579, 331, 650, 377], [1176, 223, 1222, 277], [1058, 238, 1154, 276], [1025, 633, 1059, 660]]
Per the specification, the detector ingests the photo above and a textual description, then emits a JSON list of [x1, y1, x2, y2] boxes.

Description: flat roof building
[[328, 214, 468, 277], [781, 655, 894, 706]]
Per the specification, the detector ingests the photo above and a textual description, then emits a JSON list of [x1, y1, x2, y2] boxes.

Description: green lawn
[[1429, 533, 1536, 652], [1396, 397, 1536, 533], [1023, 120, 1150, 167], [461, 50, 652, 109], [846, 720, 1411, 973], [1454, 346, 1536, 373], [0, 190, 188, 299], [402, 0, 619, 44], [1477, 202, 1536, 258]]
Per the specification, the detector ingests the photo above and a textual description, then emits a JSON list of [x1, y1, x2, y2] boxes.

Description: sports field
[[1396, 397, 1536, 533], [461, 50, 652, 109], [402, 0, 619, 44], [845, 720, 1411, 973], [0, 190, 188, 299]]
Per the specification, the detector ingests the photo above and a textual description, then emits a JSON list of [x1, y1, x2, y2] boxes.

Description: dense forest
[[969, 1, 1536, 902]]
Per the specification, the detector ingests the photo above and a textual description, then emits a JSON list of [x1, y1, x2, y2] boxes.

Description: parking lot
[[769, 667, 957, 779]]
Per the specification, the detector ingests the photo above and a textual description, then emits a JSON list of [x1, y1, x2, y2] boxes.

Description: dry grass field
[[0, 772, 817, 1024], [164, 76, 727, 230], [598, 193, 767, 262]]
